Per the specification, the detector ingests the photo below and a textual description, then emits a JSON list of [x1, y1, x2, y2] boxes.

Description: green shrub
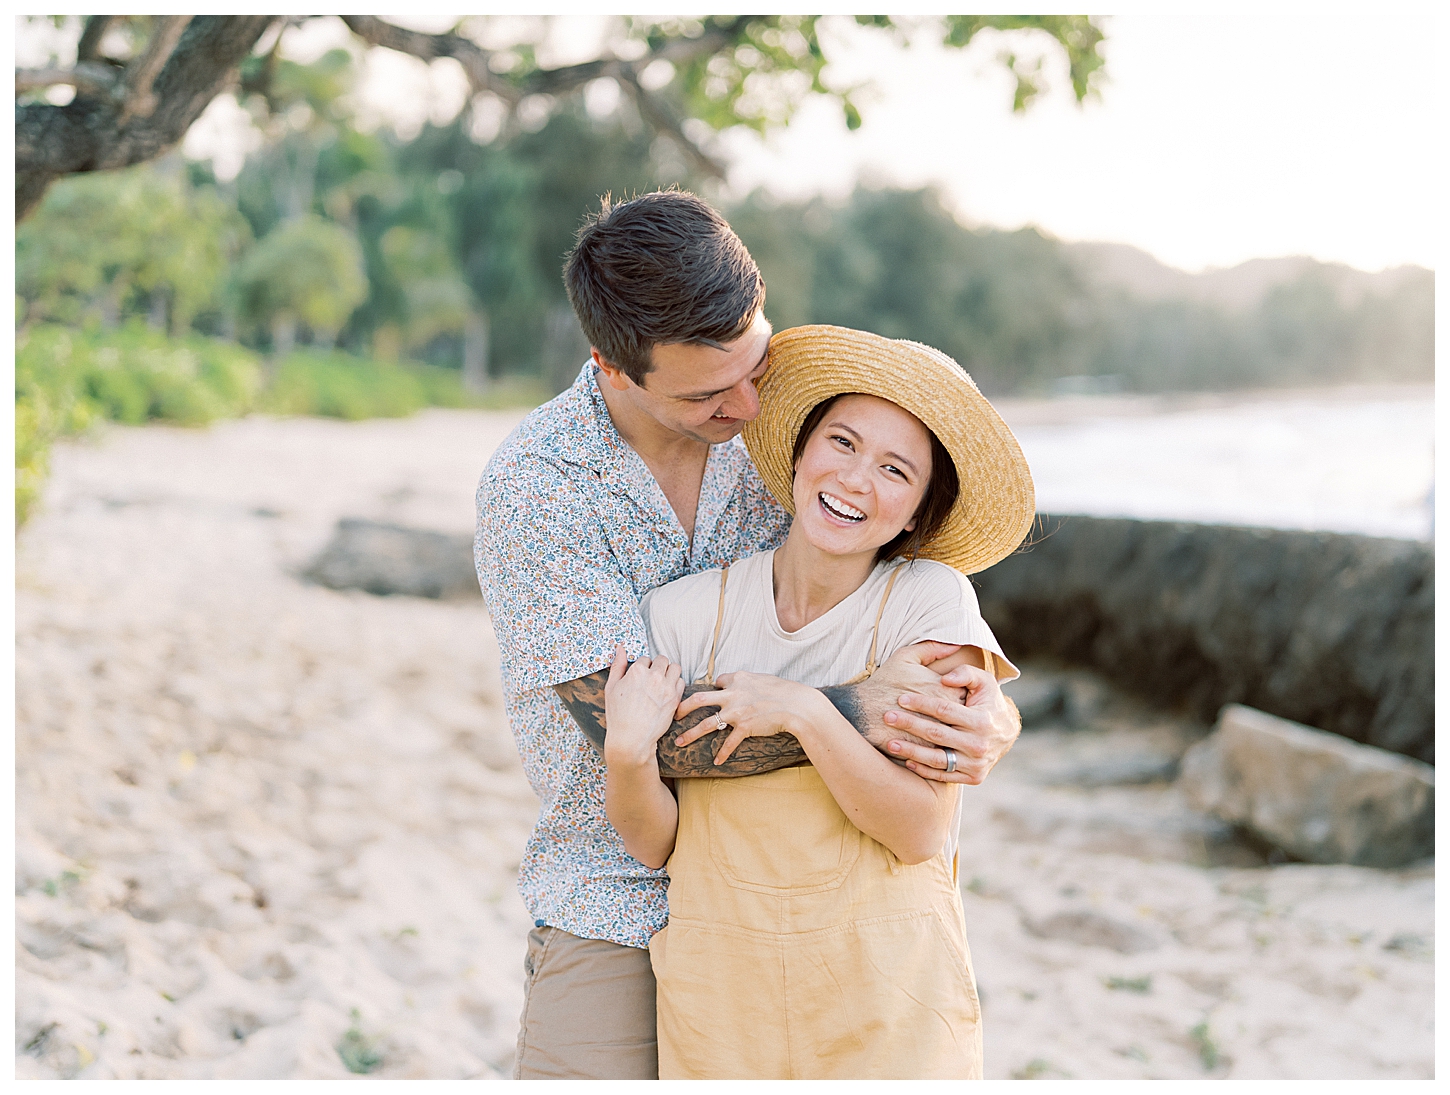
[[259, 349, 427, 420], [14, 324, 505, 527], [15, 323, 265, 526]]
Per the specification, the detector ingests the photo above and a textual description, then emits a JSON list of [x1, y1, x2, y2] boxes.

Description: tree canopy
[[16, 14, 1106, 219]]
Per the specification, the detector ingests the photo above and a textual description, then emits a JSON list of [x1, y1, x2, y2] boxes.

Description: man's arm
[[554, 641, 978, 778], [555, 674, 808, 778]]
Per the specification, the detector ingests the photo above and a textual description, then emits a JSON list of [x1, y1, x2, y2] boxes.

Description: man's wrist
[[818, 682, 867, 736]]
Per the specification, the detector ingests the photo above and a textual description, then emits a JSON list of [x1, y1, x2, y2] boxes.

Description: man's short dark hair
[[563, 190, 766, 386]]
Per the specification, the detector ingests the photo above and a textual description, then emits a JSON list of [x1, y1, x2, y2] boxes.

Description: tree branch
[[618, 71, 725, 179], [75, 15, 113, 64], [118, 15, 194, 122], [16, 62, 119, 97], [340, 15, 520, 102], [16, 15, 278, 221], [341, 13, 738, 173]]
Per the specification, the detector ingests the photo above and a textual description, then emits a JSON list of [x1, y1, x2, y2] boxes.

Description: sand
[[14, 409, 1434, 1080]]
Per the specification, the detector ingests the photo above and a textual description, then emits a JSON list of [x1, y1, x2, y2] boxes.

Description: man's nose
[[718, 376, 760, 421]]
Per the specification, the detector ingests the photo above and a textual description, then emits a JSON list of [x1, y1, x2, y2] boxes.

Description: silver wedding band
[[943, 748, 957, 774], [715, 716, 728, 732]]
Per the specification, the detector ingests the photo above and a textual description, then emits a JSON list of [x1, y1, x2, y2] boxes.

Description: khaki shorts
[[514, 925, 658, 1079]]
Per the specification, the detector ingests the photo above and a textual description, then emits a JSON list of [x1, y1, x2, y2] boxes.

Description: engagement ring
[[715, 716, 728, 732]]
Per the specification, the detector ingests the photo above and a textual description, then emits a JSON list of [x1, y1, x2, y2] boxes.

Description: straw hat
[[742, 324, 1035, 575]]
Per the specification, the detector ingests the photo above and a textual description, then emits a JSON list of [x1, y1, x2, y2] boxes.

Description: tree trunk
[[99, 281, 123, 329], [148, 290, 168, 331], [462, 307, 490, 393], [272, 315, 297, 359]]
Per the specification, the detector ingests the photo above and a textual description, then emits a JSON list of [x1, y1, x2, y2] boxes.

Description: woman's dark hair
[[563, 190, 766, 386], [791, 394, 960, 563]]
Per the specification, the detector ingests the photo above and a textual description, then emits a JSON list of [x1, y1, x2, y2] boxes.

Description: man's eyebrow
[[677, 341, 770, 400], [824, 419, 922, 476]]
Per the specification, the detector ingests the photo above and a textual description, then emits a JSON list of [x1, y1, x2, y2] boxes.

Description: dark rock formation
[[974, 516, 1433, 763], [304, 519, 478, 600]]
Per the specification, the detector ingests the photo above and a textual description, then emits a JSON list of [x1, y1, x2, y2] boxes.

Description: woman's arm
[[602, 646, 683, 869], [678, 673, 958, 864]]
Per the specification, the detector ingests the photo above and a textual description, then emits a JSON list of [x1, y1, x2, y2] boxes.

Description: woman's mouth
[[818, 492, 866, 522]]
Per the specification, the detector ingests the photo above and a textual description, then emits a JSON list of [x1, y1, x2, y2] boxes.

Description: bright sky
[[714, 9, 1443, 273], [16, 9, 1443, 273]]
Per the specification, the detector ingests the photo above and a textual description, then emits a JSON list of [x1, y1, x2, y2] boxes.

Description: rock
[[303, 519, 478, 600], [974, 515, 1434, 763], [1179, 704, 1434, 867]]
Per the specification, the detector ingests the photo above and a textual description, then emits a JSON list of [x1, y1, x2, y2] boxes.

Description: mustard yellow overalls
[[649, 565, 984, 1079]]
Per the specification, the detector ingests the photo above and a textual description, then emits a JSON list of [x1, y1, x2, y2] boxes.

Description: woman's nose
[[836, 460, 870, 493]]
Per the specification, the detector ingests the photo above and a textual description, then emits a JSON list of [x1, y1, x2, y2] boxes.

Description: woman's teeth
[[819, 493, 866, 521]]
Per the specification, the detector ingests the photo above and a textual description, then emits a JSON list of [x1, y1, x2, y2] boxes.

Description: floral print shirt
[[475, 363, 791, 948]]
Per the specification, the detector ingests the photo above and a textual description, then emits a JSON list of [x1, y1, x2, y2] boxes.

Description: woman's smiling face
[[790, 394, 934, 560]]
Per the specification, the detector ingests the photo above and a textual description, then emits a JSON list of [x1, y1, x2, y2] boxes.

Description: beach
[[15, 404, 1434, 1079]]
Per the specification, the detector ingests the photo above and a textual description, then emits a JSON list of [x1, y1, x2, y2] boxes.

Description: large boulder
[[303, 519, 478, 600], [973, 515, 1434, 763], [1179, 704, 1434, 866]]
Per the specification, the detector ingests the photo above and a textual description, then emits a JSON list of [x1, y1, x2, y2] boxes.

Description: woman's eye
[[830, 434, 853, 449]]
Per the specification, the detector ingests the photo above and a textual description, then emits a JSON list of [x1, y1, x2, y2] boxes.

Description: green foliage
[[1103, 975, 1153, 993], [15, 324, 263, 525], [1190, 1020, 1222, 1070], [336, 1009, 383, 1075], [14, 324, 488, 527], [229, 215, 369, 345], [16, 164, 252, 333], [734, 186, 1434, 395], [733, 187, 1094, 393], [613, 15, 1106, 136], [258, 348, 473, 420]]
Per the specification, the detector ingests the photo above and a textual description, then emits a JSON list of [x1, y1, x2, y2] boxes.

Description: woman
[[602, 325, 1034, 1079]]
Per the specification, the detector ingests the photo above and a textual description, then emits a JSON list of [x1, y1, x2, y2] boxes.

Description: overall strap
[[861, 563, 908, 678], [699, 565, 730, 686]]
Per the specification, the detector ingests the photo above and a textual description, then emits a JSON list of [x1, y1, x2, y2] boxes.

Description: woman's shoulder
[[889, 557, 980, 608], [642, 566, 722, 618]]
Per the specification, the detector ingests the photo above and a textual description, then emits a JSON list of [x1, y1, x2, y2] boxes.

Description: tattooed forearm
[[655, 684, 809, 778], [552, 673, 809, 778], [553, 671, 608, 752]]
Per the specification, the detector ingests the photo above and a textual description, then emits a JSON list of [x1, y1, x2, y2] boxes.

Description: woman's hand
[[602, 644, 685, 770], [674, 671, 826, 766]]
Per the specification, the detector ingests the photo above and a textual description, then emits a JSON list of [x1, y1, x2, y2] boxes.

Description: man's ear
[[592, 347, 634, 391]]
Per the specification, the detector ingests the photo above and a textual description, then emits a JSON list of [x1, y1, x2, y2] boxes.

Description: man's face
[[600, 312, 773, 445]]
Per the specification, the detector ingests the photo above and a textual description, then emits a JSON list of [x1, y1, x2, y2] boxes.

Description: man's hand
[[879, 650, 1021, 785], [822, 641, 971, 752]]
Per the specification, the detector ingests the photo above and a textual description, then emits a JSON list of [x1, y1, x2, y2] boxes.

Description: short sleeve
[[878, 561, 1019, 682], [475, 457, 647, 692]]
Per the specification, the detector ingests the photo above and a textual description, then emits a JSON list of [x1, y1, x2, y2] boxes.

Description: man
[[474, 190, 1020, 1080]]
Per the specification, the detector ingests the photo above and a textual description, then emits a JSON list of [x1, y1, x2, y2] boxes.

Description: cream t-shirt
[[640, 549, 1017, 867], [640, 549, 1018, 689]]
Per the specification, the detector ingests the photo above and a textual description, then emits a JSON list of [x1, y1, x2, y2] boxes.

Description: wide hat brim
[[743, 325, 1035, 575]]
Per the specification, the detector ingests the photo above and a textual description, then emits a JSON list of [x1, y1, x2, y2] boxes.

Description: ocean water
[[995, 387, 1434, 541]]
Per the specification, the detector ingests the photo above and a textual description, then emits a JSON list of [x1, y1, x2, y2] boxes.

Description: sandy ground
[[14, 409, 1434, 1080]]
